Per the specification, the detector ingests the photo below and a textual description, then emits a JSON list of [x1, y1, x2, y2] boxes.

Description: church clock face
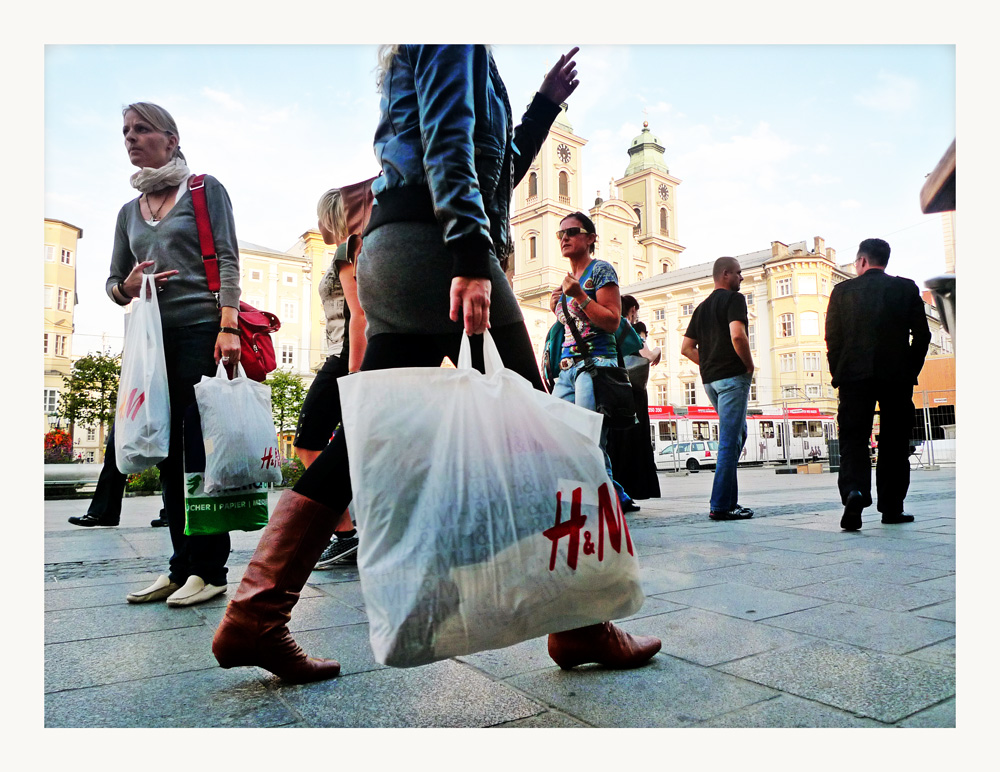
[[556, 143, 572, 163], [658, 183, 670, 201]]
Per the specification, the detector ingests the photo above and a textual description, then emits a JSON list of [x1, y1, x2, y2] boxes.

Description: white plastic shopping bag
[[339, 330, 645, 668], [115, 274, 171, 474], [195, 362, 283, 493]]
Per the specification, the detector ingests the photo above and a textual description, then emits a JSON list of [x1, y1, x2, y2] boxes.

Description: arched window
[[528, 172, 537, 198], [661, 262, 669, 273], [558, 171, 568, 198], [528, 236, 536, 260], [660, 208, 668, 235], [633, 207, 641, 228], [637, 271, 643, 281]]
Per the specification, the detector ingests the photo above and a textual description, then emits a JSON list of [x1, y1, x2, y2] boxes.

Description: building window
[[778, 313, 795, 338], [43, 388, 58, 414], [86, 426, 97, 442], [281, 299, 298, 323], [528, 172, 537, 198], [57, 288, 70, 311], [661, 262, 669, 273], [821, 278, 828, 295], [684, 381, 696, 406], [558, 171, 569, 199], [280, 344, 295, 366], [801, 311, 820, 336], [654, 308, 665, 321], [244, 295, 264, 310], [44, 286, 54, 308], [55, 335, 67, 357], [659, 208, 668, 235], [681, 303, 694, 316], [61, 249, 72, 265], [528, 236, 536, 260], [282, 273, 297, 286], [827, 385, 836, 397], [43, 333, 50, 355], [45, 245, 56, 262], [776, 276, 792, 297], [780, 353, 796, 372], [748, 323, 756, 350], [803, 351, 822, 371], [799, 275, 817, 294], [637, 271, 643, 281], [805, 384, 821, 398], [250, 269, 262, 282], [744, 291, 754, 306], [656, 384, 668, 406], [84, 451, 95, 463], [633, 207, 641, 231], [781, 385, 798, 399], [749, 377, 757, 402]]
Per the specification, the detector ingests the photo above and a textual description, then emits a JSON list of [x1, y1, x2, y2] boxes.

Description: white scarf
[[130, 156, 191, 193]]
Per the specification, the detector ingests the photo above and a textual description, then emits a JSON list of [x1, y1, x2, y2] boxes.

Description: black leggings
[[293, 321, 546, 509]]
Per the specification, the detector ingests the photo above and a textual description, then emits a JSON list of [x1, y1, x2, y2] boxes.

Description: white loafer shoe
[[126, 574, 181, 604], [165, 575, 226, 607]]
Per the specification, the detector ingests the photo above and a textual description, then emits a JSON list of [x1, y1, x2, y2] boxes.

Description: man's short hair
[[621, 295, 639, 316], [858, 238, 891, 267], [712, 256, 739, 281]]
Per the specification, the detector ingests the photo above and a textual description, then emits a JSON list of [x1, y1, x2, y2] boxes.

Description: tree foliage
[[57, 350, 121, 439], [266, 369, 307, 437]]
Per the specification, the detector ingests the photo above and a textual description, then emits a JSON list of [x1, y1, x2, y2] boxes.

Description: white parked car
[[655, 440, 719, 472]]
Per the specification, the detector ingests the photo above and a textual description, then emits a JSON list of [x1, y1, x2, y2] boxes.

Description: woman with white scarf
[[108, 102, 242, 607]]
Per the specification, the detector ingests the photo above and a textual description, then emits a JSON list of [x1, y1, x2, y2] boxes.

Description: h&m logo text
[[542, 483, 634, 570], [118, 388, 145, 421]]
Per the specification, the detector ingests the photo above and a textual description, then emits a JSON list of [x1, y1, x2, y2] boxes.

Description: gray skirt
[[357, 221, 524, 338]]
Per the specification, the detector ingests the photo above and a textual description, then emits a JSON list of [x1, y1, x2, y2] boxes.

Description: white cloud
[[201, 87, 245, 112], [809, 173, 841, 185], [855, 71, 919, 112], [840, 199, 862, 209]]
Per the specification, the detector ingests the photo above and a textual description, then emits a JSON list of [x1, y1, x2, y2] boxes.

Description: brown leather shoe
[[548, 622, 661, 670], [212, 491, 341, 684]]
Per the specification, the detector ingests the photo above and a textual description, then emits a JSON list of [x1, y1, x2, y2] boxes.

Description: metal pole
[[923, 391, 935, 467], [784, 403, 791, 467]]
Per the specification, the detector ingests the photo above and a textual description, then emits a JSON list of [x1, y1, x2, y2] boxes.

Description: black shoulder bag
[[560, 295, 637, 429]]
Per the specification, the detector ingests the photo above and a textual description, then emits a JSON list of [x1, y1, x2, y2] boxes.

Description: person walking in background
[[109, 102, 242, 607], [211, 45, 660, 684], [825, 238, 931, 531], [680, 257, 754, 521], [293, 183, 373, 569]]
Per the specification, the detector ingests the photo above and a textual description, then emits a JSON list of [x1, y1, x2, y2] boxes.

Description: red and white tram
[[649, 406, 838, 465]]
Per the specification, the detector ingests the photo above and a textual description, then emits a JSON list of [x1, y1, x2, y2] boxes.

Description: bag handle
[[214, 361, 248, 381], [189, 174, 221, 296], [457, 330, 504, 377]]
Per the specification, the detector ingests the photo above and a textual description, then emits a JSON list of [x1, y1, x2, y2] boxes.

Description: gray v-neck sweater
[[106, 175, 241, 329]]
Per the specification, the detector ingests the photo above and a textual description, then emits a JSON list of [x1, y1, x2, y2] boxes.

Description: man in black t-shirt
[[681, 257, 755, 521]]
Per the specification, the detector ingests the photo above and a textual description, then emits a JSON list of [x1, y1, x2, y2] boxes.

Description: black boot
[[68, 514, 119, 527]]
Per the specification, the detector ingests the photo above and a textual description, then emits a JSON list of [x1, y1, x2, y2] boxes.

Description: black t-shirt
[[684, 288, 749, 384]]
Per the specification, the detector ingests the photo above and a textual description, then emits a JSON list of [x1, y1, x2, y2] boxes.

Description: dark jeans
[[294, 322, 544, 510], [86, 425, 128, 521], [158, 322, 231, 586], [837, 379, 915, 516]]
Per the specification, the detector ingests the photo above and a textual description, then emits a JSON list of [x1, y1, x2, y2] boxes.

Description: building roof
[[623, 123, 669, 177], [238, 239, 292, 258]]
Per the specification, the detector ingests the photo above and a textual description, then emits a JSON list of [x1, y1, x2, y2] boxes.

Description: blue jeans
[[551, 357, 629, 504], [703, 372, 751, 513]]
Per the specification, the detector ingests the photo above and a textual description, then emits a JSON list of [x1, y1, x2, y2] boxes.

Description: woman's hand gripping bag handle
[[115, 273, 171, 474], [196, 361, 283, 493]]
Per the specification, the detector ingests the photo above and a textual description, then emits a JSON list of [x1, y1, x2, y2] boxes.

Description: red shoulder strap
[[189, 174, 220, 293]]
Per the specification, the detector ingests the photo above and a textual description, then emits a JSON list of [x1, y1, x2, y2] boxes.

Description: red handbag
[[189, 174, 280, 382]]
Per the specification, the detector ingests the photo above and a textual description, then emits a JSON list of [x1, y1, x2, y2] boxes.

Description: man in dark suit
[[826, 238, 931, 531]]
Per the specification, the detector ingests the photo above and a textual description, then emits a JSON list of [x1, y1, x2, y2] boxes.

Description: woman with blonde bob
[[110, 102, 242, 608], [212, 45, 659, 683]]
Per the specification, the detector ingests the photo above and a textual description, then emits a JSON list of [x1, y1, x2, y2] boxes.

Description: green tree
[[57, 350, 121, 461], [266, 369, 307, 445]]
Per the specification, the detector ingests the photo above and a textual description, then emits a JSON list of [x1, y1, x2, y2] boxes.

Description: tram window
[[658, 421, 678, 441], [792, 421, 808, 438], [692, 421, 711, 440], [809, 420, 824, 437], [711, 424, 719, 441], [760, 421, 774, 438]]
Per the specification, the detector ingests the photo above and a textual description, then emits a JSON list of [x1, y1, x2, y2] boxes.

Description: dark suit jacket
[[825, 268, 932, 388]]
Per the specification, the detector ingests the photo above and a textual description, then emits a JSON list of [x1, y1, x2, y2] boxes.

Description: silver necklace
[[145, 191, 168, 221]]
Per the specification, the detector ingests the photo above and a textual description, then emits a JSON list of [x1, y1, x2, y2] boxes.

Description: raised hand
[[538, 46, 580, 105]]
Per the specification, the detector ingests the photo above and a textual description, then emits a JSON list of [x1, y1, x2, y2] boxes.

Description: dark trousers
[[159, 322, 231, 586], [294, 322, 544, 510], [86, 425, 128, 522], [837, 379, 915, 516]]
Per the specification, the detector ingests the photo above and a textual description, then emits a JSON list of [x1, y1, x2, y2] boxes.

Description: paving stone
[[824, 547, 943, 566], [742, 549, 855, 570], [659, 582, 830, 621], [716, 640, 954, 724], [619, 607, 816, 666], [44, 571, 162, 589], [506, 652, 777, 727], [914, 599, 956, 623], [897, 697, 956, 728], [905, 638, 955, 668], [45, 625, 219, 692], [45, 603, 204, 644], [638, 567, 724, 595], [45, 667, 297, 728], [824, 561, 954, 587], [690, 561, 854, 591], [694, 694, 885, 728], [753, 536, 860, 555], [274, 659, 544, 728], [640, 550, 750, 573], [491, 711, 591, 728], [45, 579, 168, 611], [313, 579, 367, 609], [456, 634, 555, 679], [789, 576, 953, 612], [761, 602, 955, 654], [909, 574, 956, 593]]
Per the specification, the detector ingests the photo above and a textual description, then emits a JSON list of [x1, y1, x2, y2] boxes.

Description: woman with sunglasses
[[212, 45, 659, 682]]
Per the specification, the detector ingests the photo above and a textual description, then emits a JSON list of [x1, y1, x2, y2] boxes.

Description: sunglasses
[[556, 227, 591, 239]]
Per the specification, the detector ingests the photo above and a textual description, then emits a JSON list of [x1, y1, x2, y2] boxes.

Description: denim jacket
[[366, 44, 562, 279]]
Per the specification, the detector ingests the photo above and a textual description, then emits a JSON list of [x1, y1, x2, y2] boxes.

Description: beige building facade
[[43, 219, 81, 444]]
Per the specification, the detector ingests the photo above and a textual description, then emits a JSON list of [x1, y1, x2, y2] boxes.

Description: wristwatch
[[579, 296, 592, 310], [219, 326, 240, 335]]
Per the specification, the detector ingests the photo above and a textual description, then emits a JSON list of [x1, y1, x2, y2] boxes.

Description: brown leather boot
[[548, 622, 661, 670], [212, 490, 342, 683]]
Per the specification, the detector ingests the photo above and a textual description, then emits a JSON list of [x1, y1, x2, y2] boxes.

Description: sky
[[43, 42, 956, 355]]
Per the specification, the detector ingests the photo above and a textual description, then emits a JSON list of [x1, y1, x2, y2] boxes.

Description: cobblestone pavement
[[43, 466, 957, 732]]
